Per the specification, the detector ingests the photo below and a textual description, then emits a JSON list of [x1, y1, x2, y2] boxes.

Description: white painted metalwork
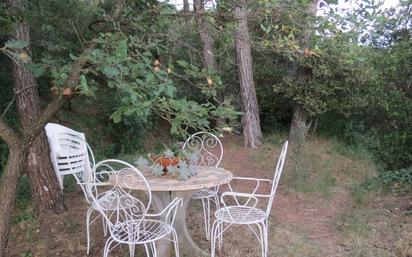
[[89, 159, 182, 257], [210, 141, 288, 257], [183, 131, 223, 240]]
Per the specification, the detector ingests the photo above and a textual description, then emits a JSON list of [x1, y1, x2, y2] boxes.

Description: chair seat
[[192, 189, 217, 199], [215, 206, 266, 224], [92, 192, 142, 211], [111, 219, 172, 243]]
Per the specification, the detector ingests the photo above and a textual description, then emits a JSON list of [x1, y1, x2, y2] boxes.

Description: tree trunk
[[289, 104, 311, 144], [194, 0, 217, 71], [234, 0, 262, 148], [7, 0, 65, 212], [0, 145, 26, 257], [183, 0, 190, 15], [0, 120, 27, 257], [194, 0, 227, 126], [288, 0, 320, 143]]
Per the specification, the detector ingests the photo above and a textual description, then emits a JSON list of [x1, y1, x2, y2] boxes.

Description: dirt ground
[[6, 135, 412, 257]]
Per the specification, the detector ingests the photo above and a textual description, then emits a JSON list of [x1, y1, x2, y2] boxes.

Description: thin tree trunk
[[0, 122, 26, 257], [288, 0, 320, 143], [234, 0, 262, 148], [7, 0, 65, 212], [194, 0, 216, 71], [289, 104, 311, 144], [183, 0, 190, 15], [194, 0, 227, 126], [0, 148, 26, 257]]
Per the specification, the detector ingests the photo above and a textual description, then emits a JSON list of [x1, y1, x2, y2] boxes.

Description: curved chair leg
[[86, 207, 93, 255], [206, 198, 211, 240], [210, 220, 219, 257], [128, 243, 135, 257], [201, 198, 211, 240], [102, 215, 107, 236], [103, 238, 114, 257], [257, 223, 265, 257], [151, 242, 157, 257], [218, 222, 224, 249], [144, 243, 152, 257], [263, 219, 269, 257], [213, 194, 220, 209], [172, 228, 180, 257]]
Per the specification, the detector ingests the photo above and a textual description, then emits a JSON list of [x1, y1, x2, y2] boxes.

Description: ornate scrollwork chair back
[[90, 159, 182, 257], [183, 131, 223, 240], [90, 160, 151, 231], [183, 131, 223, 167]]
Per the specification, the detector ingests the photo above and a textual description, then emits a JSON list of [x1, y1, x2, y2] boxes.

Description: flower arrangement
[[135, 144, 200, 180]]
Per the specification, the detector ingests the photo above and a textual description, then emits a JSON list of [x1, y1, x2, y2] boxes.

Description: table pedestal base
[[151, 190, 209, 257]]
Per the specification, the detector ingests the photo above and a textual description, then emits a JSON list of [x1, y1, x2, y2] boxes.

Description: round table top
[[111, 166, 233, 192]]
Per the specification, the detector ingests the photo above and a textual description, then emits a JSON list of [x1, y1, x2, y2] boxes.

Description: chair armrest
[[145, 197, 183, 225], [228, 176, 272, 197], [220, 191, 259, 208], [231, 176, 272, 183]]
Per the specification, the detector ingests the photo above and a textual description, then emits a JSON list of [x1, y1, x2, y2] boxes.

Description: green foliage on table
[[135, 145, 200, 180]]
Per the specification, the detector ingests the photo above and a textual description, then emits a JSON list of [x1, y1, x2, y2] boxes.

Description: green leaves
[[5, 40, 28, 49], [176, 60, 189, 68], [102, 66, 120, 77]]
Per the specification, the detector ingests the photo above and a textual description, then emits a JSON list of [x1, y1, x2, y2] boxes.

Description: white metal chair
[[183, 131, 223, 240], [90, 159, 182, 257], [210, 141, 288, 257]]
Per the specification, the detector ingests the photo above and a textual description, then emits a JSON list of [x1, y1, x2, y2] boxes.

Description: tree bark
[[288, 0, 320, 143], [0, 4, 109, 257], [0, 118, 27, 257], [234, 0, 262, 148], [0, 142, 26, 257], [7, 0, 65, 212], [183, 0, 190, 15], [289, 104, 311, 144], [194, 0, 227, 126], [193, 0, 217, 71]]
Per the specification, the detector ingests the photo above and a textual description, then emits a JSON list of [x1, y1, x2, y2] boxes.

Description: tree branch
[[22, 48, 92, 143], [0, 117, 21, 147]]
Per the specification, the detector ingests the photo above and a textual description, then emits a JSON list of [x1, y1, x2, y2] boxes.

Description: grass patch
[[247, 144, 277, 170], [281, 137, 378, 198], [220, 221, 324, 257], [263, 133, 287, 146], [335, 180, 412, 257]]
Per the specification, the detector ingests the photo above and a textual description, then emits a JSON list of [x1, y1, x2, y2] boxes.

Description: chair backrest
[[183, 131, 223, 167], [45, 123, 95, 200], [60, 135, 96, 202], [90, 159, 151, 239], [266, 140, 288, 216]]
